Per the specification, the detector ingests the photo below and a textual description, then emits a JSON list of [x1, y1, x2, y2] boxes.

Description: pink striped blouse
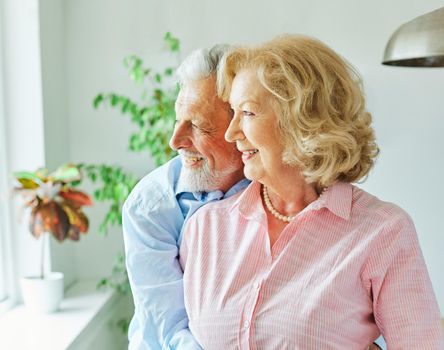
[[180, 181, 444, 349]]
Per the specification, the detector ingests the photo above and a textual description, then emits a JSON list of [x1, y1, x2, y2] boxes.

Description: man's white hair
[[176, 44, 230, 86]]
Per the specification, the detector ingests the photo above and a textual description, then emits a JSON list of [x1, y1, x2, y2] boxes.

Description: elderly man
[[123, 45, 247, 350], [123, 45, 385, 350]]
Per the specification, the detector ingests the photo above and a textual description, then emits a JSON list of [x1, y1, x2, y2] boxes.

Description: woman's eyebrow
[[231, 99, 259, 109]]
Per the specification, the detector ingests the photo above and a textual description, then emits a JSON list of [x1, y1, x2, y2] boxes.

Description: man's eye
[[191, 123, 208, 133]]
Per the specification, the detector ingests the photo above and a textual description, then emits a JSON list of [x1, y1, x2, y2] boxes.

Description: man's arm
[[123, 180, 202, 350]]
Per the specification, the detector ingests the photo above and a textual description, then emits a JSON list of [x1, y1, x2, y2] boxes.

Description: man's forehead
[[176, 78, 219, 108], [176, 92, 214, 110]]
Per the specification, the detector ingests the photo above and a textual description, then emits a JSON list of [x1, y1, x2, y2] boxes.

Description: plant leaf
[[61, 202, 89, 233], [35, 168, 49, 180], [111, 94, 119, 107], [59, 189, 93, 207], [113, 183, 129, 201], [50, 164, 81, 183], [163, 32, 180, 52], [93, 94, 104, 109], [13, 171, 43, 185], [16, 178, 40, 189], [30, 201, 70, 242]]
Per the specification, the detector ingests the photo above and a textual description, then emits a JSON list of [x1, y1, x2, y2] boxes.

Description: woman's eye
[[242, 110, 255, 117]]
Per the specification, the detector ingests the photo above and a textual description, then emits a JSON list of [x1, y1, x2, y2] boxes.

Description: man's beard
[[178, 152, 239, 192], [179, 160, 219, 192]]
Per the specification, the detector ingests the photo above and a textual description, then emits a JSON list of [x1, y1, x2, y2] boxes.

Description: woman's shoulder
[[351, 185, 413, 225]]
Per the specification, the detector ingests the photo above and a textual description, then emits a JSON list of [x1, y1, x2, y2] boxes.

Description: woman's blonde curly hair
[[218, 34, 379, 187]]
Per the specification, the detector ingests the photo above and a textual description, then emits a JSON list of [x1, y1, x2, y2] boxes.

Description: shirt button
[[254, 281, 261, 289], [244, 321, 250, 329]]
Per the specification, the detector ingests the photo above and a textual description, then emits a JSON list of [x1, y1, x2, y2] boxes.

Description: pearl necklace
[[262, 185, 327, 223]]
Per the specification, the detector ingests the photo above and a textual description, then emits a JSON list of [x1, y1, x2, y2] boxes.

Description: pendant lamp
[[382, 7, 444, 67]]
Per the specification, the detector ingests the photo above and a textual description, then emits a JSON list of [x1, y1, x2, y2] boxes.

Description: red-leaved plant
[[13, 164, 92, 278]]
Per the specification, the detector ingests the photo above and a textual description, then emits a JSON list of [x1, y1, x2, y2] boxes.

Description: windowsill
[[0, 280, 128, 350], [0, 297, 16, 315]]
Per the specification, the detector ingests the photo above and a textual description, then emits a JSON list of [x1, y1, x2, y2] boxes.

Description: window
[[0, 76, 10, 305], [0, 97, 11, 305], [0, 246, 5, 302], [0, 76, 14, 311], [0, 0, 13, 308], [0, 238, 5, 302]]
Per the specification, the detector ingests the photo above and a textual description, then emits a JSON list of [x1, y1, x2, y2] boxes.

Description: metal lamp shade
[[382, 7, 444, 67]]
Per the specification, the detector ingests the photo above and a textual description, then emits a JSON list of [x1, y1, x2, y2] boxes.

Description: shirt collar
[[234, 181, 267, 222], [316, 182, 353, 220], [224, 178, 251, 198], [233, 180, 353, 221], [175, 179, 223, 201]]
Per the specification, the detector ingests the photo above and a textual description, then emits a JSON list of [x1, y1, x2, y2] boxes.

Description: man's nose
[[169, 121, 192, 150]]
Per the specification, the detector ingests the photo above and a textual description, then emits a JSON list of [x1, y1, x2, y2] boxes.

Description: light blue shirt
[[123, 156, 249, 349]]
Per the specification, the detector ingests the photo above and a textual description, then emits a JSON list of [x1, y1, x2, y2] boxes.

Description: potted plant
[[13, 164, 92, 313]]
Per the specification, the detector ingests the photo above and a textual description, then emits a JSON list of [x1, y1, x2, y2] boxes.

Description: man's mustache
[[178, 150, 205, 159]]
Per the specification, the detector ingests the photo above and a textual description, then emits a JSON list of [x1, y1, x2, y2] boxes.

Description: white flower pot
[[20, 272, 64, 313]]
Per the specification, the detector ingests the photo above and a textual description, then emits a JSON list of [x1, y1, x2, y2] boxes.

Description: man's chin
[[179, 162, 222, 192]]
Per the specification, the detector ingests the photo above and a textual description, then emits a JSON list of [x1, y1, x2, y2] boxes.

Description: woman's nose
[[225, 114, 244, 143]]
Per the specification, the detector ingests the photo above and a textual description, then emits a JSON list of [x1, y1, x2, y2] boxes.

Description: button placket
[[239, 277, 264, 349]]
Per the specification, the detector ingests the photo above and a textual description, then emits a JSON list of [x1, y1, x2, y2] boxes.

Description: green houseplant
[[78, 32, 180, 331], [13, 163, 92, 313]]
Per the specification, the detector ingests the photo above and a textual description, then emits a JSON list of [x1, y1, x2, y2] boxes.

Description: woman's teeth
[[241, 149, 258, 162]]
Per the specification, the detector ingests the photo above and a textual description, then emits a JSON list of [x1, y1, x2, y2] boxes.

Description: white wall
[[59, 0, 444, 313]]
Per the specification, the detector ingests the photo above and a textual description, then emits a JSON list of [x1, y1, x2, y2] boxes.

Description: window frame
[[0, 86, 15, 313], [0, 136, 11, 305], [0, 0, 16, 313]]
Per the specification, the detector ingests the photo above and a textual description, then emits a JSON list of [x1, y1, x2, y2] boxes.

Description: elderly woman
[[179, 35, 443, 349]]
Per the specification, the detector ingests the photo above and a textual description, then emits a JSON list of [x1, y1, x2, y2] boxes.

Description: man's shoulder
[[125, 156, 182, 210]]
